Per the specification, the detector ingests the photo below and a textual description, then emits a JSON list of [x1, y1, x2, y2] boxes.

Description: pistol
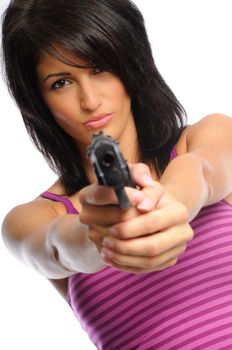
[[87, 131, 135, 209]]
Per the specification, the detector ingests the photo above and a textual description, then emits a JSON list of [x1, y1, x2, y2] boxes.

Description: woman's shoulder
[[175, 113, 232, 206], [175, 113, 232, 157], [184, 113, 232, 146], [174, 124, 189, 156], [41, 179, 81, 215]]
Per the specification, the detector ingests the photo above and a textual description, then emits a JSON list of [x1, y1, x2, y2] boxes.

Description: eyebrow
[[43, 72, 71, 82]]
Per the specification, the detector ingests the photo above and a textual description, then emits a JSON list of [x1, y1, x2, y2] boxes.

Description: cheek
[[52, 110, 79, 136], [42, 94, 88, 142], [44, 95, 78, 123], [112, 81, 131, 109]]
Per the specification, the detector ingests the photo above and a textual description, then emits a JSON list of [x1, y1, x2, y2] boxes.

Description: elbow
[[1, 209, 22, 260]]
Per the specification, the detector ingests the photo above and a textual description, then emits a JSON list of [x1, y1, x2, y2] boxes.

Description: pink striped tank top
[[41, 148, 232, 349]]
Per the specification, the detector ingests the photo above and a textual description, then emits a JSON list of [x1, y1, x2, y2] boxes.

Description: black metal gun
[[87, 131, 135, 209]]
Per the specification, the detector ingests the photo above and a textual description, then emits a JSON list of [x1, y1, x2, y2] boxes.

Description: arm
[[160, 114, 232, 221], [1, 198, 105, 279], [78, 114, 232, 274]]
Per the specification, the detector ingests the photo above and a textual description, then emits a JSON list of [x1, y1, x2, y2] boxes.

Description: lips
[[84, 114, 113, 129]]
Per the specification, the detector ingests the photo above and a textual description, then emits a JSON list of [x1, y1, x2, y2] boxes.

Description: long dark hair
[[2, 0, 187, 195]]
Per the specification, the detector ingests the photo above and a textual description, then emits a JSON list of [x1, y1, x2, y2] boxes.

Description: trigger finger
[[79, 183, 118, 206], [135, 184, 164, 212]]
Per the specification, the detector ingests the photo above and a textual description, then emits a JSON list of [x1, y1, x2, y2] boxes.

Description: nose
[[79, 80, 101, 111]]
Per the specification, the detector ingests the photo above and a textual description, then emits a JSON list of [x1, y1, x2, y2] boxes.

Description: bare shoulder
[[2, 179, 67, 252], [175, 113, 232, 155], [2, 198, 71, 300], [42, 179, 81, 214], [176, 113, 232, 205], [2, 197, 58, 249], [186, 113, 232, 144], [2, 180, 72, 300]]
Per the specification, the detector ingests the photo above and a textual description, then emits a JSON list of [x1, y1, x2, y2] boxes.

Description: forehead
[[37, 46, 89, 73]]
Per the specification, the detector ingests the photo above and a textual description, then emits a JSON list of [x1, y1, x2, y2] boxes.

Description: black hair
[[2, 0, 187, 195]]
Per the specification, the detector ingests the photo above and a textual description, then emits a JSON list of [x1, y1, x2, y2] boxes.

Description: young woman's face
[[37, 47, 135, 151]]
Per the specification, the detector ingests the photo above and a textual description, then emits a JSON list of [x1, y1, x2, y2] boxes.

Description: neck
[[116, 113, 139, 163]]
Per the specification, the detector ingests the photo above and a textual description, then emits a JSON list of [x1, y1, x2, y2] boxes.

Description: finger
[[112, 257, 179, 274], [101, 243, 186, 270], [78, 182, 118, 206], [104, 226, 192, 257], [109, 205, 191, 239], [129, 163, 156, 187], [79, 201, 141, 226], [135, 184, 165, 212], [88, 226, 104, 252], [79, 182, 145, 207]]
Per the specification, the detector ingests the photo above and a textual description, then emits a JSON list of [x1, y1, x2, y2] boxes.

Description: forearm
[[22, 215, 105, 279], [160, 153, 213, 221], [46, 215, 105, 276]]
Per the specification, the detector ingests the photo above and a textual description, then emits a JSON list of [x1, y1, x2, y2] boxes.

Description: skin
[[37, 49, 139, 173], [2, 47, 232, 299]]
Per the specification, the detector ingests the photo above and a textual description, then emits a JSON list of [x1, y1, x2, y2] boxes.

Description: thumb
[[129, 162, 156, 187]]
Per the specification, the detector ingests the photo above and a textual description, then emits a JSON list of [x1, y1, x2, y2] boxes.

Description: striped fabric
[[41, 147, 232, 349], [41, 193, 232, 349], [66, 200, 232, 349]]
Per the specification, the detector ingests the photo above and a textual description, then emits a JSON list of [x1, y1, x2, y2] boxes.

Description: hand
[[101, 190, 193, 274], [78, 182, 146, 251], [79, 163, 194, 273], [79, 162, 159, 250]]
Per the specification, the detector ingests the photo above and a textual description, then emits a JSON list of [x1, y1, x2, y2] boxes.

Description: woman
[[2, 0, 232, 348]]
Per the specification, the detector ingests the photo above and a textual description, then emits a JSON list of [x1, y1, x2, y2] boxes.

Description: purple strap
[[41, 191, 79, 214], [170, 144, 177, 160], [41, 146, 177, 213]]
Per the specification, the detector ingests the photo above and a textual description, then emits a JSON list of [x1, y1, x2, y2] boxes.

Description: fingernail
[[109, 226, 118, 237], [101, 255, 113, 266], [137, 197, 154, 210], [101, 247, 114, 259], [102, 237, 114, 249], [141, 175, 155, 186], [131, 190, 144, 204]]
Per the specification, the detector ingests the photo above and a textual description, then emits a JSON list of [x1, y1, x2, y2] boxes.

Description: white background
[[0, 1, 232, 349]]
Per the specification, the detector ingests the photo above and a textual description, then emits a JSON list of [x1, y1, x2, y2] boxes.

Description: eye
[[51, 79, 71, 90]]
